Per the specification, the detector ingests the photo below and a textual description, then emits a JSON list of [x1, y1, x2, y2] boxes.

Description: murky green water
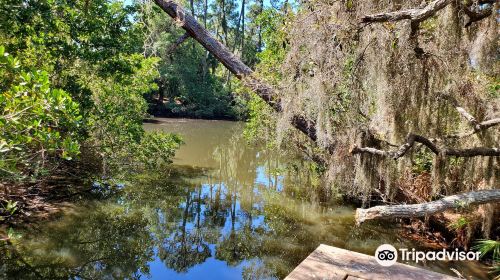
[[0, 119, 490, 279]]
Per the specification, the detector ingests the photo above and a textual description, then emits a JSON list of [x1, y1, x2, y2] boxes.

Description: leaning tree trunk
[[355, 189, 500, 224], [153, 0, 321, 145]]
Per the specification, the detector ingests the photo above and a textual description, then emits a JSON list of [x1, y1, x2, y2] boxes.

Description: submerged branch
[[356, 189, 500, 224]]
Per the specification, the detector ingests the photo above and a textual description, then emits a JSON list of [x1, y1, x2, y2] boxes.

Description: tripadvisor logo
[[375, 244, 398, 266], [374, 244, 481, 266]]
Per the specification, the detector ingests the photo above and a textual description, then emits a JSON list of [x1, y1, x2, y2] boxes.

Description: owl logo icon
[[375, 244, 398, 266]]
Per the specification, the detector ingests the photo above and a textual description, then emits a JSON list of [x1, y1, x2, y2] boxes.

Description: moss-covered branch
[[361, 0, 451, 24], [351, 133, 500, 158], [361, 0, 494, 27]]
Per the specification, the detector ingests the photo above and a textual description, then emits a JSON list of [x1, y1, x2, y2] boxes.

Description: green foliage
[[330, 54, 355, 123], [412, 148, 434, 174], [0, 200, 18, 221], [243, 7, 292, 143], [487, 77, 500, 98], [473, 240, 500, 279], [447, 216, 469, 230], [82, 53, 185, 174], [0, 47, 82, 179], [136, 132, 183, 169], [473, 239, 500, 259], [243, 94, 275, 145], [140, 1, 252, 120], [255, 8, 291, 85], [1, 0, 184, 184]]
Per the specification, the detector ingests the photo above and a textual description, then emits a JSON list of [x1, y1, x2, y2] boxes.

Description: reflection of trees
[[214, 200, 258, 267], [126, 170, 213, 273], [0, 203, 154, 280], [157, 189, 211, 273], [0, 123, 372, 280]]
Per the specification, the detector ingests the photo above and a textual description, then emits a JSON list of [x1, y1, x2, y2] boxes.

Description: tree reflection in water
[[0, 120, 412, 280]]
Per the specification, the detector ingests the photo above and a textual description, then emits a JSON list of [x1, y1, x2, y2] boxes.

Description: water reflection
[[0, 119, 489, 279]]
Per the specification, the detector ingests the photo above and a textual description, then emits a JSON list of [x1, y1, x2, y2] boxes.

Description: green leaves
[[473, 240, 500, 279], [0, 200, 18, 221], [136, 132, 183, 169], [1, 0, 182, 182], [1, 47, 82, 179]]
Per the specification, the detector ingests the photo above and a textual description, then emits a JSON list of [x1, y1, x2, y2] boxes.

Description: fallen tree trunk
[[154, 0, 320, 143], [356, 189, 500, 224]]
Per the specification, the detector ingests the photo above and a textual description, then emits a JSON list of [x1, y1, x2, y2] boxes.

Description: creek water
[[0, 119, 490, 279]]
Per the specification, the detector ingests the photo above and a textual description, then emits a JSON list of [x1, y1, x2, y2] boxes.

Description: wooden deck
[[285, 244, 458, 280]]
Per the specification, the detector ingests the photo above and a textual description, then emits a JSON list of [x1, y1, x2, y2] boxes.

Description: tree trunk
[[189, 0, 195, 16], [201, 0, 209, 81], [153, 0, 320, 144], [257, 0, 263, 52], [355, 189, 500, 224], [241, 0, 245, 52]]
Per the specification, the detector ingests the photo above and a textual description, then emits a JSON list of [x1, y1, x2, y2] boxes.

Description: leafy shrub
[[136, 132, 183, 169], [0, 46, 82, 179]]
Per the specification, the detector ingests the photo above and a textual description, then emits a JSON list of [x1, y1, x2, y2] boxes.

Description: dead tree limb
[[361, 0, 451, 24], [462, 3, 494, 27], [153, 0, 320, 144], [477, 118, 500, 131], [441, 93, 480, 128], [449, 118, 500, 138], [165, 32, 190, 56], [351, 133, 500, 158], [440, 93, 500, 137], [355, 189, 500, 224], [361, 0, 494, 27]]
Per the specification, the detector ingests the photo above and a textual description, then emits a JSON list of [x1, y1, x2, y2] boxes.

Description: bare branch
[[439, 93, 500, 137], [361, 0, 451, 24], [463, 4, 494, 27], [351, 133, 500, 158], [455, 106, 479, 127], [361, 0, 494, 27], [478, 118, 500, 131], [356, 189, 500, 224]]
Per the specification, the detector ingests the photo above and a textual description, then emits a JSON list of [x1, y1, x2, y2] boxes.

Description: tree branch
[[440, 93, 500, 137], [361, 0, 494, 27], [355, 189, 500, 224], [462, 3, 494, 27], [351, 133, 500, 158], [361, 0, 451, 24]]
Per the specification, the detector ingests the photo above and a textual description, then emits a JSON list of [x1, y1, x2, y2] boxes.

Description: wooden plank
[[285, 244, 458, 280], [346, 276, 366, 280]]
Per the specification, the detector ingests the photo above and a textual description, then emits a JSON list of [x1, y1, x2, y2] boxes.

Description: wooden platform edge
[[285, 244, 459, 280]]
